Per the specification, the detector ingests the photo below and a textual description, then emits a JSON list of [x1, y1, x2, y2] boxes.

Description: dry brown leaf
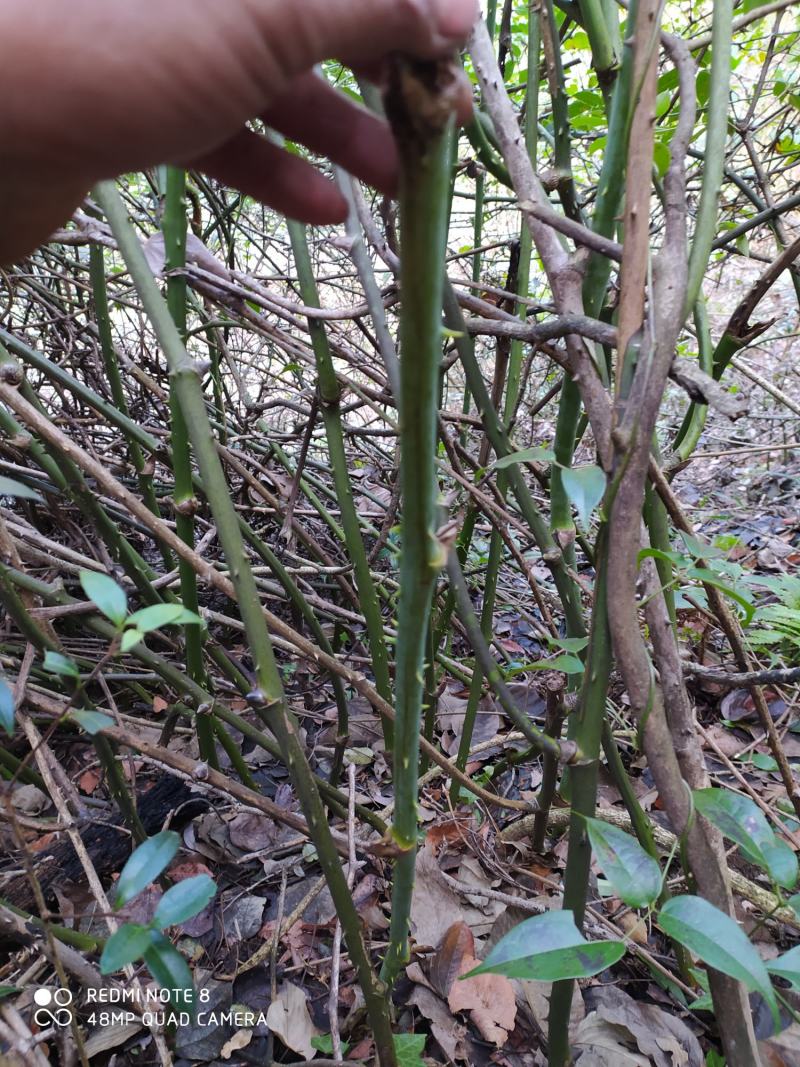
[[409, 983, 468, 1063], [615, 911, 649, 946], [760, 1021, 800, 1067], [572, 1012, 651, 1066], [78, 768, 102, 794], [265, 982, 320, 1059], [426, 813, 475, 849], [447, 953, 517, 1046], [430, 921, 476, 997], [228, 811, 278, 851], [220, 1028, 253, 1059], [580, 986, 703, 1067]]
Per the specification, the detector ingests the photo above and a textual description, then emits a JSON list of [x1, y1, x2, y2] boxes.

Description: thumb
[[256, 0, 479, 76]]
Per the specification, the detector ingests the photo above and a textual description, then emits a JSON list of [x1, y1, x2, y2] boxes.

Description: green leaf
[[687, 967, 714, 1011], [393, 1033, 426, 1066], [505, 654, 584, 677], [126, 604, 202, 634], [0, 986, 20, 1001], [115, 830, 180, 907], [153, 875, 216, 929], [311, 1034, 350, 1056], [546, 636, 589, 654], [786, 892, 800, 920], [561, 465, 606, 530], [584, 817, 662, 908], [494, 446, 556, 470], [767, 944, 800, 989], [638, 547, 685, 568], [696, 69, 711, 107], [79, 570, 127, 627], [693, 788, 798, 889], [0, 678, 14, 737], [659, 896, 779, 1027], [686, 568, 755, 624], [69, 710, 114, 735], [742, 752, 779, 772], [0, 475, 44, 502], [464, 910, 625, 981], [120, 629, 144, 653], [43, 651, 80, 679], [653, 141, 670, 178], [143, 931, 194, 1007], [100, 923, 153, 973]]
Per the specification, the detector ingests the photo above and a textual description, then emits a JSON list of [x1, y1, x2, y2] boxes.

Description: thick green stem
[[548, 527, 611, 1067], [582, 0, 638, 316], [672, 298, 712, 459], [577, 0, 621, 90], [381, 58, 455, 987], [163, 166, 206, 694], [685, 0, 734, 312]]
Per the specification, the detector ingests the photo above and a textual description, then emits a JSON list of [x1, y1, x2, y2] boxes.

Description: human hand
[[0, 0, 477, 262]]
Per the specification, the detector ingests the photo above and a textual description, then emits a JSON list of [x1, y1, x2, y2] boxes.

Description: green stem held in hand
[[381, 56, 459, 988], [162, 166, 207, 705]]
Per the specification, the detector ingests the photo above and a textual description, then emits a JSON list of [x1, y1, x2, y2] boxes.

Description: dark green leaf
[[115, 831, 179, 907], [0, 986, 19, 1000], [464, 910, 625, 982], [659, 896, 778, 1026], [561, 465, 605, 530], [143, 931, 194, 1008], [494, 446, 556, 470], [0, 678, 14, 737], [153, 875, 216, 929], [0, 475, 44, 502], [69, 710, 114, 735], [43, 651, 80, 679], [584, 817, 662, 908], [100, 924, 153, 973], [693, 788, 798, 889], [767, 945, 800, 988], [79, 570, 127, 627]]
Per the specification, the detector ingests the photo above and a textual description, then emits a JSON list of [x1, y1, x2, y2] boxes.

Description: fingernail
[[431, 0, 479, 41]]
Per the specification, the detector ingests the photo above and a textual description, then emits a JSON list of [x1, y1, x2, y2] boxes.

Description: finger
[[191, 129, 348, 226], [251, 0, 479, 78], [262, 74, 398, 195], [350, 61, 475, 126]]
